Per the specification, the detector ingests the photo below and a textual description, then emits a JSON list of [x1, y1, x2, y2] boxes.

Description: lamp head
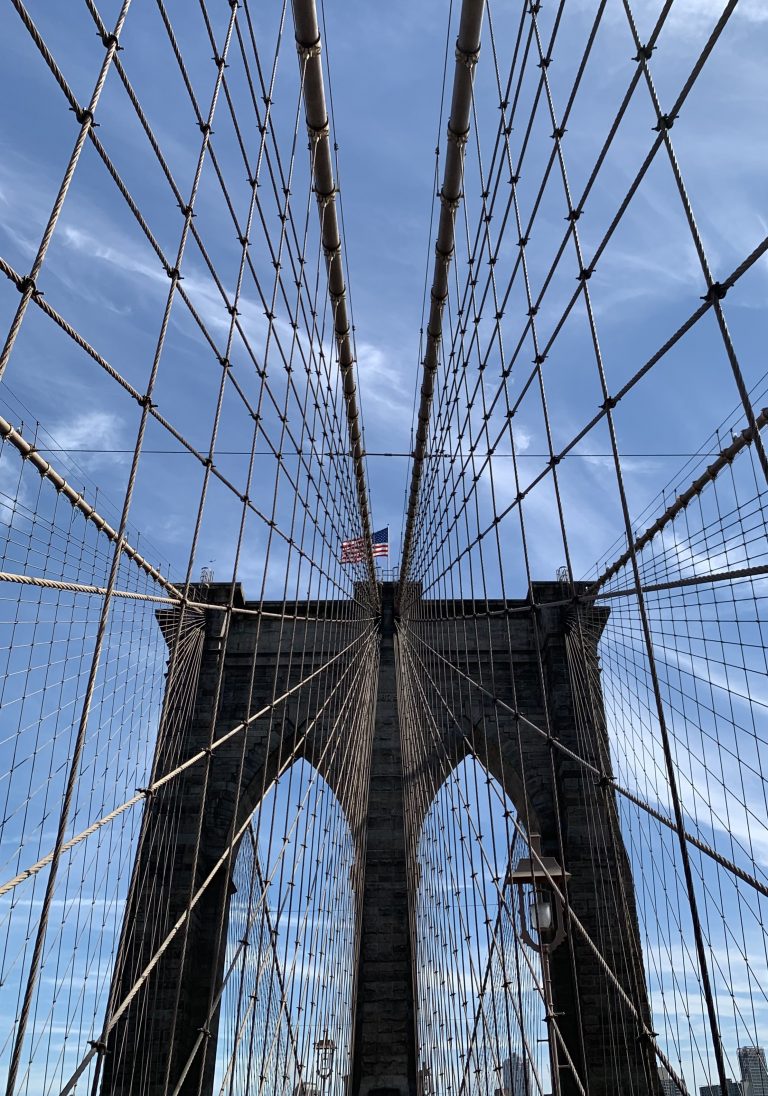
[[508, 834, 570, 952], [314, 1031, 336, 1081]]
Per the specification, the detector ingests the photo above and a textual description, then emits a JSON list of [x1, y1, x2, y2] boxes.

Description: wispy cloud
[[660, 0, 768, 29], [47, 409, 127, 471], [357, 339, 413, 426]]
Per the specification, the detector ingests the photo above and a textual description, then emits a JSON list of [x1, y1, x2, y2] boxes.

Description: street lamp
[[508, 833, 569, 952], [314, 1031, 337, 1083], [509, 834, 570, 1096]]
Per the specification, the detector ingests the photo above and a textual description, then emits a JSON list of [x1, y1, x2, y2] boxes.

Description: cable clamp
[[18, 275, 38, 297], [88, 1039, 109, 1055], [136, 786, 154, 798], [137, 394, 155, 410], [212, 54, 227, 70], [70, 105, 97, 127], [198, 1026, 212, 1040], [323, 242, 342, 260], [307, 119, 330, 142], [439, 189, 462, 213], [702, 281, 727, 303], [455, 41, 480, 69], [296, 35, 322, 61], [446, 121, 470, 148], [634, 43, 655, 62], [577, 266, 593, 282], [601, 395, 617, 412], [566, 208, 581, 222], [552, 125, 566, 139], [99, 31, 122, 51], [198, 121, 213, 136], [315, 187, 337, 208], [653, 112, 676, 132], [167, 267, 183, 283]]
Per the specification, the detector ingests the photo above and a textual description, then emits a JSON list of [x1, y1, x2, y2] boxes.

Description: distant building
[[700, 1081, 741, 1096], [739, 1047, 768, 1096], [502, 1053, 530, 1095], [660, 1067, 684, 1096]]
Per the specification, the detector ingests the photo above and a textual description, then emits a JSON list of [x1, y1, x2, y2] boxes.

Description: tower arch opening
[[212, 759, 358, 1096], [413, 757, 550, 1096]]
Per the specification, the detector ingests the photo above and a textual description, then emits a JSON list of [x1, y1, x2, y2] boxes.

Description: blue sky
[[1, 1, 768, 1094], [0, 0, 765, 593]]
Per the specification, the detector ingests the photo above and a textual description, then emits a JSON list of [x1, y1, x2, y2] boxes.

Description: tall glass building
[[739, 1047, 768, 1096]]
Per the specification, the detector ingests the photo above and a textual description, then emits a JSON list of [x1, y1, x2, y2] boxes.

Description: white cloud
[[0, 453, 33, 529], [662, 0, 768, 28], [45, 409, 128, 474], [60, 224, 163, 288], [356, 339, 412, 425]]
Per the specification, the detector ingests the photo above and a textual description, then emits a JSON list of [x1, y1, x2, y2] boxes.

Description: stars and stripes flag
[[341, 526, 389, 563]]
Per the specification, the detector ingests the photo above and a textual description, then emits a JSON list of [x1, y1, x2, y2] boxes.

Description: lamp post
[[314, 1031, 337, 1084], [417, 1066, 433, 1096], [508, 834, 570, 1096]]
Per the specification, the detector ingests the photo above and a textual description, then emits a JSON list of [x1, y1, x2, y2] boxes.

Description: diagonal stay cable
[[401, 627, 768, 903], [398, 631, 688, 1095], [0, 624, 376, 902], [57, 627, 376, 1096]]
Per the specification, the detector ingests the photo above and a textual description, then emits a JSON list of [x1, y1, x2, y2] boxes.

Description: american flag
[[341, 526, 389, 563]]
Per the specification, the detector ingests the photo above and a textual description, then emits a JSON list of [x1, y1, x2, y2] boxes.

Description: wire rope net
[[397, 0, 768, 1094], [0, 0, 377, 1093], [0, 0, 767, 1095]]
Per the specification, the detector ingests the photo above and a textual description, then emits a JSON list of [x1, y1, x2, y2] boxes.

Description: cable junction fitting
[[455, 42, 480, 69], [296, 34, 322, 60], [307, 118, 330, 142]]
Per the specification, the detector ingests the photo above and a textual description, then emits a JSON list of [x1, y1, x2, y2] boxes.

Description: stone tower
[[100, 582, 657, 1096]]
